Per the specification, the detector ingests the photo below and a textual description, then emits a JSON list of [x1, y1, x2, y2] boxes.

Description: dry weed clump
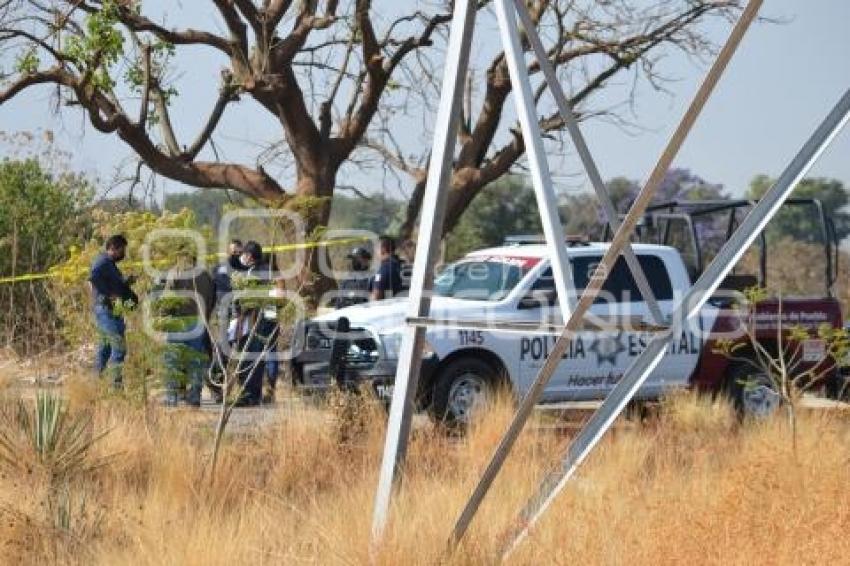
[[0, 388, 847, 565]]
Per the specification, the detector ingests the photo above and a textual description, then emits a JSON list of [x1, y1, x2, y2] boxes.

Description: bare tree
[[389, 0, 742, 240], [0, 0, 740, 265]]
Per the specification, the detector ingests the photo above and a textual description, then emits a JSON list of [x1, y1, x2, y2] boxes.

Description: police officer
[[369, 235, 403, 301], [88, 234, 137, 390], [334, 247, 372, 309], [232, 241, 278, 405], [207, 239, 248, 402], [157, 252, 216, 407], [213, 239, 247, 303]]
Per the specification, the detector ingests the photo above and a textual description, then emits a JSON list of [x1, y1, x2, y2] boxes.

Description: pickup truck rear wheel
[[726, 363, 781, 418], [429, 357, 500, 427]]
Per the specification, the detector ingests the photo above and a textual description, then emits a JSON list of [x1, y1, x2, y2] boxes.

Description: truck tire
[[429, 357, 502, 427], [725, 362, 781, 418]]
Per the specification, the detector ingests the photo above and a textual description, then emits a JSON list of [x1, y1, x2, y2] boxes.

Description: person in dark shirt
[[232, 241, 279, 405], [208, 239, 247, 402], [88, 234, 136, 390], [156, 253, 216, 407], [211, 239, 248, 348], [369, 235, 403, 301], [398, 239, 415, 293], [213, 239, 248, 303]]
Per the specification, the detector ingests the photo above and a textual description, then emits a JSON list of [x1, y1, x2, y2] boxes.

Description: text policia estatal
[[519, 331, 700, 364]]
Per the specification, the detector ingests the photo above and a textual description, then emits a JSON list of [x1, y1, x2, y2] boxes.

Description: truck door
[[572, 253, 701, 398], [516, 263, 609, 401], [518, 253, 701, 401]]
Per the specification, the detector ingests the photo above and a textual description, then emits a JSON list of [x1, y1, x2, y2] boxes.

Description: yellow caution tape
[[0, 236, 369, 286], [0, 273, 54, 285], [264, 236, 368, 253]]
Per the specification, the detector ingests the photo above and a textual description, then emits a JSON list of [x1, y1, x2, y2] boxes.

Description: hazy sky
[[580, 0, 850, 197], [0, 0, 848, 202]]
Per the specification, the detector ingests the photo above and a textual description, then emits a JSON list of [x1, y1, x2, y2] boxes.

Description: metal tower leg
[[493, 0, 578, 320], [512, 0, 664, 325], [448, 0, 762, 547], [371, 0, 477, 542], [502, 88, 850, 558]]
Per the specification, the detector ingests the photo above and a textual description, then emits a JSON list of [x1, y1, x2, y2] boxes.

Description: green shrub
[[0, 159, 93, 352]]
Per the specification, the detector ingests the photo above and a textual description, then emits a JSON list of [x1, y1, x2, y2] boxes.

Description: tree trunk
[[399, 170, 486, 242], [279, 167, 337, 307], [399, 177, 427, 241]]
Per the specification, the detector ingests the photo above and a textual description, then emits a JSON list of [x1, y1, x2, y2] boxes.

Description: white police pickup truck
[[290, 241, 843, 423]]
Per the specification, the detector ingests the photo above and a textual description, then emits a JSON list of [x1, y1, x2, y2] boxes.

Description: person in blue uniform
[[369, 235, 403, 301], [88, 235, 137, 390]]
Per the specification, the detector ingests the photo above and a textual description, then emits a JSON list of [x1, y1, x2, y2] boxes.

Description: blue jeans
[[266, 358, 279, 387], [163, 331, 208, 406], [94, 305, 126, 388]]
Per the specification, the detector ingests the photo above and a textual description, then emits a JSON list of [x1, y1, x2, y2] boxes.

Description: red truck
[[612, 198, 846, 414]]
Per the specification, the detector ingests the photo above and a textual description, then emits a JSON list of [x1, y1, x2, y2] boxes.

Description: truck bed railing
[[602, 198, 838, 296]]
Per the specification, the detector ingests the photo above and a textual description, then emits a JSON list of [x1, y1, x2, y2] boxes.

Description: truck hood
[[312, 296, 503, 334]]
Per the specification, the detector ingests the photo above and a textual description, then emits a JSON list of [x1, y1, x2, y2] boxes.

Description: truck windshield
[[433, 259, 528, 301]]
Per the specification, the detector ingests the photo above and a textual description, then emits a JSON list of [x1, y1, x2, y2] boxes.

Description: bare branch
[[113, 4, 233, 54], [0, 67, 67, 104], [211, 0, 249, 57], [319, 25, 357, 140], [263, 0, 295, 32], [272, 1, 338, 63], [152, 86, 181, 157], [336, 7, 452, 156], [183, 75, 237, 161], [232, 0, 262, 35], [0, 27, 67, 63], [337, 184, 377, 202], [361, 137, 421, 178], [137, 42, 151, 129]]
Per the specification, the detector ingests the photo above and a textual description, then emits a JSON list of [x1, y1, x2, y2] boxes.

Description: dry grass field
[[0, 367, 848, 565]]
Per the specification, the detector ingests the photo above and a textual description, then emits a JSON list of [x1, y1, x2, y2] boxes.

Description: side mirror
[[518, 289, 557, 309]]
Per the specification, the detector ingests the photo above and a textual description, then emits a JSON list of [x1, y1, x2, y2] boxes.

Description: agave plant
[[0, 392, 107, 483]]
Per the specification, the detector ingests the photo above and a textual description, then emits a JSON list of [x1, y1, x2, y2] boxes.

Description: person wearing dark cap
[[213, 239, 248, 303], [231, 241, 278, 405], [333, 247, 372, 309], [369, 235, 403, 301]]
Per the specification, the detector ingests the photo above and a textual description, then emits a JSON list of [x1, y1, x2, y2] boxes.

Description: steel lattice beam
[[371, 0, 477, 540], [447, 0, 764, 548], [501, 87, 850, 557]]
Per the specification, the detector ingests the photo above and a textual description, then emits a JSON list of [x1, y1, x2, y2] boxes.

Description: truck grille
[[296, 321, 380, 368]]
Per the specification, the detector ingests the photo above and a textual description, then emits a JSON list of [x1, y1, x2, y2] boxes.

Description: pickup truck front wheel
[[726, 363, 781, 418], [429, 357, 500, 427]]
